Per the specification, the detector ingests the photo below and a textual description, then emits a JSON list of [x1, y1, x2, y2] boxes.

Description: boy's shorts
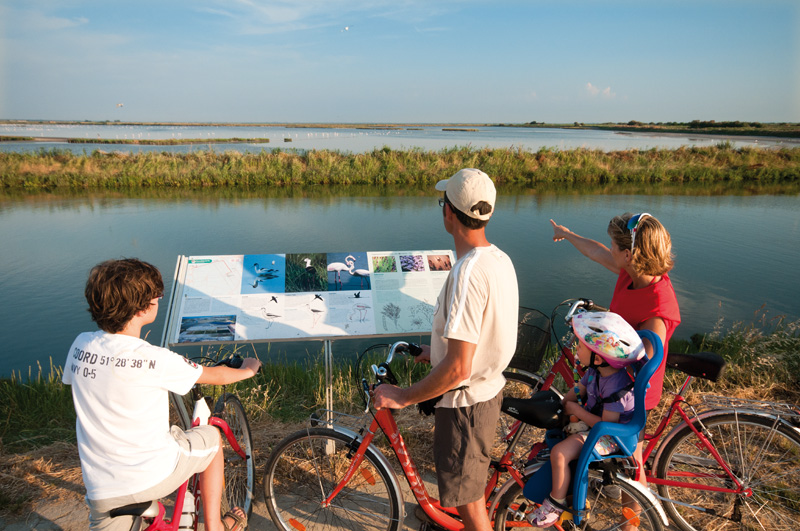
[[433, 392, 502, 508], [87, 425, 220, 531]]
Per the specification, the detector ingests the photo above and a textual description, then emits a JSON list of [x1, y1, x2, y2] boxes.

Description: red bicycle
[[109, 355, 255, 531], [262, 340, 535, 531], [491, 301, 800, 531]]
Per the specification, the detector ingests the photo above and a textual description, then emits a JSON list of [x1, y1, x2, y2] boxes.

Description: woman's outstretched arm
[[550, 219, 619, 273]]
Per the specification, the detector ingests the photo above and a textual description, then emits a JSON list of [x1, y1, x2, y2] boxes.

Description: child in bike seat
[[63, 258, 261, 531], [528, 311, 645, 528]]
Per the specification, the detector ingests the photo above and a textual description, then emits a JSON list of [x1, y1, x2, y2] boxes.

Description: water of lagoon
[[1, 191, 798, 378], [1, 123, 795, 155]]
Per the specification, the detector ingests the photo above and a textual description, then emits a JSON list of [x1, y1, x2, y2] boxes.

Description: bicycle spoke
[[656, 412, 800, 531], [265, 428, 401, 531]]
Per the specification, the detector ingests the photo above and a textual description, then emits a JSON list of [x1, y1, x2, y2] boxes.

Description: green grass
[[2, 316, 798, 454], [0, 359, 77, 453], [677, 310, 800, 395], [1, 144, 799, 192]]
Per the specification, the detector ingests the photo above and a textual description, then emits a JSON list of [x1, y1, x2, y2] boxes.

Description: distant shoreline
[[0, 137, 274, 145], [2, 120, 799, 141]]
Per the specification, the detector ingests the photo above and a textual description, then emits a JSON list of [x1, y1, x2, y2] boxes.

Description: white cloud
[[586, 82, 616, 99], [207, 0, 446, 35]]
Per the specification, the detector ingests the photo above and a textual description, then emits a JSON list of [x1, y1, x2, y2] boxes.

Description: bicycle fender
[[324, 424, 406, 510], [615, 474, 670, 527], [652, 408, 800, 471]]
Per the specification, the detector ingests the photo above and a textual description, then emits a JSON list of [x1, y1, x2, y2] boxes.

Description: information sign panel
[[163, 250, 455, 346]]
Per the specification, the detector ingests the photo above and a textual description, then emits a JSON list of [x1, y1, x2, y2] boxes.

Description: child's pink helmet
[[572, 311, 645, 369]]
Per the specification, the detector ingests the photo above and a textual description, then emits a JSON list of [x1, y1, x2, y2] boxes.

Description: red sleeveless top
[[609, 270, 681, 410]]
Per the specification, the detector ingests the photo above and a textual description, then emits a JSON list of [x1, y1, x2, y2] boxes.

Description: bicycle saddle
[[666, 351, 726, 382], [109, 500, 160, 518], [502, 389, 564, 430]]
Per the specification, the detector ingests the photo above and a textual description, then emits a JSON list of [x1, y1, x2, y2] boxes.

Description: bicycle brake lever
[[362, 379, 372, 412]]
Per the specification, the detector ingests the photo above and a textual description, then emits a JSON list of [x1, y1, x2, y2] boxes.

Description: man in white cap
[[374, 168, 519, 531]]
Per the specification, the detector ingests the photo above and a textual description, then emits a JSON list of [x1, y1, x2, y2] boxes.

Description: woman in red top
[[550, 212, 680, 498]]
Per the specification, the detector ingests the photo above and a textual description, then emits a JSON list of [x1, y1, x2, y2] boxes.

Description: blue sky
[[1, 1, 798, 123]]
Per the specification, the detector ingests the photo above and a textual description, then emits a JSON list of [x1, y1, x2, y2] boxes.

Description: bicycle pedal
[[415, 506, 446, 531]]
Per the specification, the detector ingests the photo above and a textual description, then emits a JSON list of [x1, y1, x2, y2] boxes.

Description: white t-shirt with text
[[63, 331, 202, 500]]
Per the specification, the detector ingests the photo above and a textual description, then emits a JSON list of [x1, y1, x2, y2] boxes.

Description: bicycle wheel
[[494, 371, 544, 462], [654, 411, 800, 531], [493, 468, 664, 531], [264, 427, 402, 531], [212, 393, 255, 519]]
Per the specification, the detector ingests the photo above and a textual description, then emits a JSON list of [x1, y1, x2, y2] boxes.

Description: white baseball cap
[[435, 168, 496, 221]]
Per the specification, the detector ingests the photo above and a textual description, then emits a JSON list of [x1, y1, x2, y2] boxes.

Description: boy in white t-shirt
[[63, 258, 261, 531]]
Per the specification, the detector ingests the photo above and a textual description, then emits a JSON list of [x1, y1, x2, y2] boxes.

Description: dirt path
[[0, 416, 432, 531]]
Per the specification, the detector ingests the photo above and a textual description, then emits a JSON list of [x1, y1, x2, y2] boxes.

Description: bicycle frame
[[131, 406, 248, 530], [641, 378, 747, 495], [322, 405, 527, 530]]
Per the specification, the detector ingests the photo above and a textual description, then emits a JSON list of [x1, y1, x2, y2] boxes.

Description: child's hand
[[565, 414, 590, 435], [242, 357, 262, 376]]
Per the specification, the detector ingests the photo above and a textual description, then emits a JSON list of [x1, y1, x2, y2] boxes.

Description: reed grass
[[679, 310, 800, 396], [0, 359, 76, 454], [2, 316, 798, 455], [1, 145, 798, 192]]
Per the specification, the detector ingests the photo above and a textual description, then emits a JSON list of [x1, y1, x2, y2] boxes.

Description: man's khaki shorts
[[434, 392, 502, 508]]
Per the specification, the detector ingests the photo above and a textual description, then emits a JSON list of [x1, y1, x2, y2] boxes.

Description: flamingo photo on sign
[[326, 252, 370, 291]]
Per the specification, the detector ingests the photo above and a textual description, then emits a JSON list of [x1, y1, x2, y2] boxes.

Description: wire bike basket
[[506, 306, 551, 374]]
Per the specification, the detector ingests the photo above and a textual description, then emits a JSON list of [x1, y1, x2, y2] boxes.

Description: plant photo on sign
[[372, 255, 397, 273], [400, 254, 425, 272], [427, 254, 452, 271]]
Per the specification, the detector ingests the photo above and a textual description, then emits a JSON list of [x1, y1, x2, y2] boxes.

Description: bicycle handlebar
[[212, 354, 262, 374], [361, 341, 422, 412], [562, 298, 608, 324], [370, 341, 422, 382]]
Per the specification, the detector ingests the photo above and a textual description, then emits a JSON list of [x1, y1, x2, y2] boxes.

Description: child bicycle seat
[[523, 329, 664, 525]]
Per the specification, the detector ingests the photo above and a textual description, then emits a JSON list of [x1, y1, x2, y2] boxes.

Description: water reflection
[[2, 123, 794, 156], [1, 190, 798, 377]]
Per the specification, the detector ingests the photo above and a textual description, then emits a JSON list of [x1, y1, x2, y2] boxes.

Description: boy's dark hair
[[85, 258, 164, 333], [444, 193, 490, 230]]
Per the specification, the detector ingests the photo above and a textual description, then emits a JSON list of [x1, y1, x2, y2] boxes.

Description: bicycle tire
[[494, 371, 544, 463], [212, 393, 255, 519], [263, 427, 403, 531], [653, 411, 800, 531], [493, 467, 664, 531]]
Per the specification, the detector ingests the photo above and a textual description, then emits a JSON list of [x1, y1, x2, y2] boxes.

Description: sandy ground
[[0, 414, 435, 531]]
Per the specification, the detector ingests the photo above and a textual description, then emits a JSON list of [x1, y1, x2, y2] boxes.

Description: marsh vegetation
[[1, 144, 799, 192]]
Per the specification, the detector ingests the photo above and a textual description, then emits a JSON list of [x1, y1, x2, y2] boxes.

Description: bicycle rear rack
[[700, 394, 800, 423]]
